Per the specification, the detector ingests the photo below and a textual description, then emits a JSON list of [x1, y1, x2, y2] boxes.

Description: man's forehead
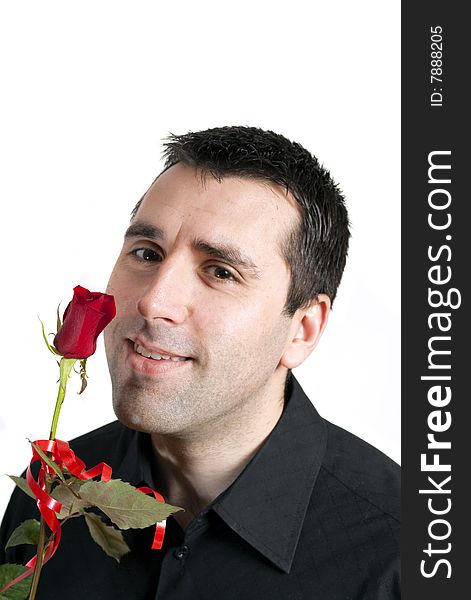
[[139, 163, 301, 234]]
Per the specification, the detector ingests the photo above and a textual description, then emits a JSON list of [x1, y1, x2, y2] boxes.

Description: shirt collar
[[212, 375, 327, 573], [111, 425, 155, 488], [111, 375, 327, 574]]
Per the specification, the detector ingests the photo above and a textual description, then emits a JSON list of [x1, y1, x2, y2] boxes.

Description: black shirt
[[1, 376, 400, 599]]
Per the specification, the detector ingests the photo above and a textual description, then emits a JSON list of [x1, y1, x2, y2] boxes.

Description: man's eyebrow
[[124, 222, 165, 241], [192, 238, 261, 278]]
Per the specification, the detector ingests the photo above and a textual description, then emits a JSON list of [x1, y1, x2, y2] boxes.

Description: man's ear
[[280, 294, 331, 370]]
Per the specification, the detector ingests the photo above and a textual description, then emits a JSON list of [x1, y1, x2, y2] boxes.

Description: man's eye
[[132, 248, 161, 261], [210, 266, 237, 281]]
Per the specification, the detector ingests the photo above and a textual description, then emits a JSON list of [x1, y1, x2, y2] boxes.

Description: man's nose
[[136, 257, 192, 324]]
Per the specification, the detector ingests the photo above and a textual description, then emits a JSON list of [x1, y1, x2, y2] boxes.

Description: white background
[[0, 1, 400, 520]]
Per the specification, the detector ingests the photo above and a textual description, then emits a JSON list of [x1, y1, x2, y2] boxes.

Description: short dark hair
[[132, 126, 350, 315]]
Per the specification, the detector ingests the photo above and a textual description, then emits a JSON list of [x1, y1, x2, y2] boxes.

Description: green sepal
[[79, 359, 88, 394], [5, 520, 40, 550], [56, 302, 62, 333], [38, 317, 60, 356]]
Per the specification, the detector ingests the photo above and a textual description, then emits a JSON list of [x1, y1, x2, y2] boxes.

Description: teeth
[[136, 344, 187, 361]]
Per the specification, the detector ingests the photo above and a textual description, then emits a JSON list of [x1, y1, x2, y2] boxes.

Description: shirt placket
[[154, 513, 209, 599]]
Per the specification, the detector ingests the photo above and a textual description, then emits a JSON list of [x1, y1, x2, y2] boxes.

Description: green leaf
[[30, 442, 65, 482], [50, 482, 91, 519], [5, 520, 40, 550], [0, 563, 31, 599], [80, 479, 182, 529], [7, 476, 35, 501], [84, 513, 130, 562]]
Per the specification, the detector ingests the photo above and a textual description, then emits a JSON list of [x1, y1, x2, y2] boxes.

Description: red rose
[[54, 285, 116, 359]]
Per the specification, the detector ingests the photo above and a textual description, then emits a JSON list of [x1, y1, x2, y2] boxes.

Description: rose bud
[[54, 285, 116, 359]]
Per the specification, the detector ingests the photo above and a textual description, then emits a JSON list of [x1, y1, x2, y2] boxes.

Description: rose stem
[[49, 358, 76, 440], [28, 495, 49, 600], [29, 357, 76, 598]]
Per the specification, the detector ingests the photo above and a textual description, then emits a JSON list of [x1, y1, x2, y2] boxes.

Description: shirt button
[[173, 545, 190, 560]]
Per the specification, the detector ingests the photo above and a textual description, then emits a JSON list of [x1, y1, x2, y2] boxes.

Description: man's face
[[105, 163, 300, 436]]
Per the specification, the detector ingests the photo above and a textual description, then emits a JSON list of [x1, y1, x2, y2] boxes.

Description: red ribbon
[[0, 439, 166, 595], [137, 486, 167, 550]]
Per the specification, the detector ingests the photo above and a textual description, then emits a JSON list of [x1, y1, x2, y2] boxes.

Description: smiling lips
[[134, 342, 189, 362]]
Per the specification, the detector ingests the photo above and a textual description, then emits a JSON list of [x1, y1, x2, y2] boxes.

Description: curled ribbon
[[137, 486, 167, 550], [0, 439, 166, 595]]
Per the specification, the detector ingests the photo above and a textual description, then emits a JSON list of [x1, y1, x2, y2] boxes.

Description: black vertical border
[[402, 2, 468, 598]]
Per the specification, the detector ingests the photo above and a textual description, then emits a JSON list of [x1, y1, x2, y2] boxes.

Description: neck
[[150, 380, 285, 529]]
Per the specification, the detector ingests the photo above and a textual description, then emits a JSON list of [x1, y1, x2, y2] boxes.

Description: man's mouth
[[134, 342, 190, 362]]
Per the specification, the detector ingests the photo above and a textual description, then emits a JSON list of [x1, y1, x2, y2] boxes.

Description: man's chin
[[112, 397, 184, 435]]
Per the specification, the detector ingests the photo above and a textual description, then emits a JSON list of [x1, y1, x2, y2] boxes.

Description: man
[[1, 126, 400, 598]]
